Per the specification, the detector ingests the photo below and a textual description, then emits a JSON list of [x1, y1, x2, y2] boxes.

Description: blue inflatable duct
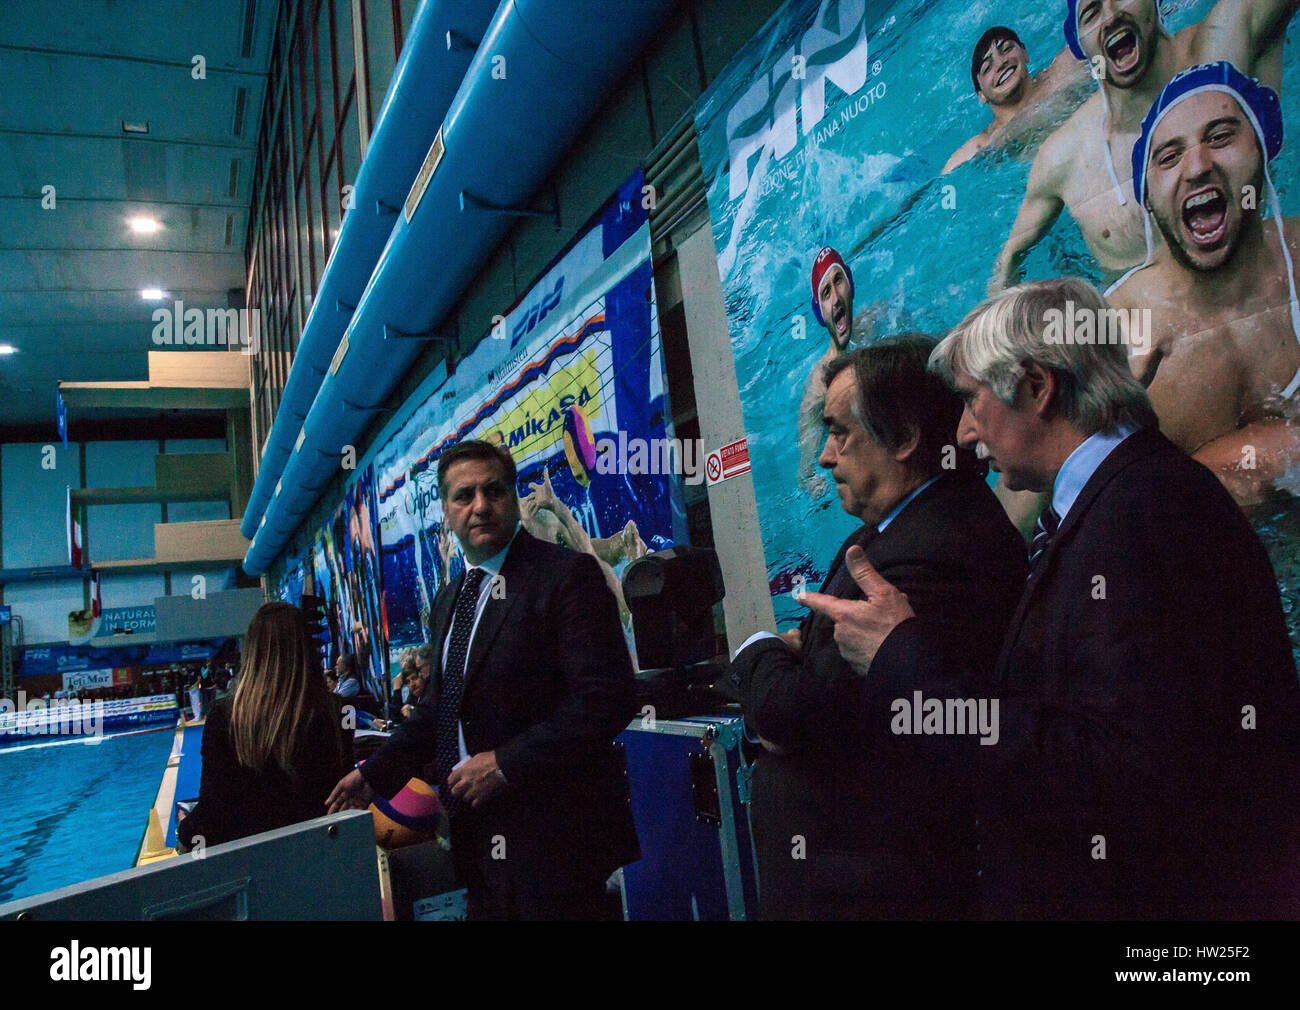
[[244, 0, 673, 574], [241, 0, 499, 541]]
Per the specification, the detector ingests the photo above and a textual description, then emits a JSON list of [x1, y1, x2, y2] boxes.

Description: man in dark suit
[[731, 338, 1027, 919], [327, 439, 639, 919], [820, 278, 1300, 918]]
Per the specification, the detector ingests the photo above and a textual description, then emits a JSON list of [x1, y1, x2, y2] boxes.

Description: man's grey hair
[[398, 646, 418, 672], [929, 277, 1156, 435], [413, 642, 435, 665]]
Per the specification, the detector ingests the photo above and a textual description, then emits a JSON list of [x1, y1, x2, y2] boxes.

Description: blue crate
[[617, 715, 758, 921]]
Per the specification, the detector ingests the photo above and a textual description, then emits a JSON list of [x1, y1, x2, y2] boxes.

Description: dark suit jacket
[[731, 470, 1027, 919], [360, 529, 640, 900], [177, 694, 353, 849], [980, 427, 1300, 919], [385, 686, 412, 724]]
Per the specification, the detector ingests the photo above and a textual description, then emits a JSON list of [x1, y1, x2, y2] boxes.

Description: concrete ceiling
[[0, 0, 279, 428]]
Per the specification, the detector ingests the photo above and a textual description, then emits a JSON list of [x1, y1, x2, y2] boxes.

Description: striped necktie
[[1027, 505, 1061, 577], [434, 567, 487, 811]]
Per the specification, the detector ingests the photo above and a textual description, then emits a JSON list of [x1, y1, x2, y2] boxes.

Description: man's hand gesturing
[[798, 546, 915, 675]]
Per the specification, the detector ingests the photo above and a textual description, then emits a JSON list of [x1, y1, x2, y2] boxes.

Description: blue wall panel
[[87, 504, 159, 562], [1, 442, 83, 569], [85, 440, 156, 487], [167, 501, 230, 523], [163, 439, 226, 454], [100, 573, 166, 611], [4, 578, 85, 645], [84, 442, 161, 563]]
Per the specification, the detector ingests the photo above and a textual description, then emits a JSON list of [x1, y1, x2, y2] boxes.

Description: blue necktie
[[435, 567, 486, 810], [1028, 505, 1061, 577]]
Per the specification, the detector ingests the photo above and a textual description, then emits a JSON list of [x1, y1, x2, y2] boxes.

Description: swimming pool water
[[0, 727, 174, 904]]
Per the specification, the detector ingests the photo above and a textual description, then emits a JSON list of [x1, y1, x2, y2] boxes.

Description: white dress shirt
[[1051, 426, 1136, 522], [442, 524, 520, 764]]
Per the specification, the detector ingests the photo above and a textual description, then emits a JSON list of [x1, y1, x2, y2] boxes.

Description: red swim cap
[[810, 247, 849, 300]]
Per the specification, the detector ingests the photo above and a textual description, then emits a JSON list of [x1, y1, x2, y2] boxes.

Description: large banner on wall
[[276, 550, 306, 606], [306, 465, 387, 698], [67, 604, 155, 646], [375, 171, 681, 664], [694, 0, 1300, 643]]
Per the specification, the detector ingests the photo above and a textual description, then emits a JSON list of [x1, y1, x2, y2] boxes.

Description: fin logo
[[724, 0, 870, 202], [511, 276, 564, 348]]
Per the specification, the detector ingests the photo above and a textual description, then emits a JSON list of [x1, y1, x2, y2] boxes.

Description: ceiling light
[[0, 344, 17, 355], [140, 288, 165, 301], [129, 217, 162, 233], [122, 121, 150, 134]]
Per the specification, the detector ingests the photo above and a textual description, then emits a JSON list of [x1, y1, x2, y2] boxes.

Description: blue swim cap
[[1065, 0, 1167, 62], [1131, 61, 1283, 205], [1064, 0, 1086, 61], [1109, 58, 1300, 404]]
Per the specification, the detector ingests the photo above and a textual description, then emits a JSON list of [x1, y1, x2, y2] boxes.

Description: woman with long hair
[[177, 602, 353, 850]]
